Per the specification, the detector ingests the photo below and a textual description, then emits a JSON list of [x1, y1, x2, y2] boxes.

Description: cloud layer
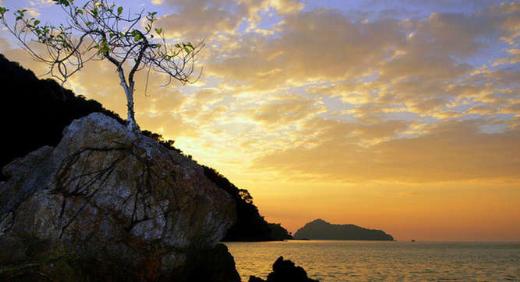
[[1, 0, 519, 240]]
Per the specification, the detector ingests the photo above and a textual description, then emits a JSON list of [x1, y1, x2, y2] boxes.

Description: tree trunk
[[117, 69, 140, 132], [125, 86, 139, 132]]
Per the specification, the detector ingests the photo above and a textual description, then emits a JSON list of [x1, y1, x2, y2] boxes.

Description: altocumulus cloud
[[1, 0, 519, 185]]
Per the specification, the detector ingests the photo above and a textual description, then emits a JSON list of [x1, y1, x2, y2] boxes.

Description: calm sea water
[[225, 240, 520, 281]]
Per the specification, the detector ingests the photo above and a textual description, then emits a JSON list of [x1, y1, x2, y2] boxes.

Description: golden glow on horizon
[[1, 0, 519, 241]]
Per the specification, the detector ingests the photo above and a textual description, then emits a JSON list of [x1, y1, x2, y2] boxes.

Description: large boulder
[[249, 257, 319, 282], [0, 113, 239, 281]]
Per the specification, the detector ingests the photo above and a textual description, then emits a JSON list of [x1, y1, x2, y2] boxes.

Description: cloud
[[2, 1, 520, 180], [254, 118, 520, 182], [252, 95, 323, 125], [2, 0, 520, 240], [157, 0, 244, 39], [208, 9, 404, 89], [156, 0, 302, 40], [0, 37, 9, 50]]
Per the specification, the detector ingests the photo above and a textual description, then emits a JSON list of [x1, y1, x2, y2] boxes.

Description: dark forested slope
[[0, 54, 124, 174], [203, 167, 291, 241], [0, 53, 291, 241]]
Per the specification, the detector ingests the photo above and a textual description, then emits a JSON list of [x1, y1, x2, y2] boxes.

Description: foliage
[[0, 0, 201, 84], [203, 166, 292, 241], [0, 0, 203, 131], [268, 223, 293, 240], [141, 130, 179, 153]]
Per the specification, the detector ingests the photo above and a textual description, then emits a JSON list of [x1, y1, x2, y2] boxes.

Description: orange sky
[[1, 0, 519, 241]]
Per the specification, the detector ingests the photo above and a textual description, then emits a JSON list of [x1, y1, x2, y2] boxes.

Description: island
[[294, 219, 394, 241]]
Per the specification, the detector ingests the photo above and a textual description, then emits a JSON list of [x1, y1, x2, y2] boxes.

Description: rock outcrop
[[0, 53, 291, 242], [249, 257, 318, 282], [0, 113, 239, 281]]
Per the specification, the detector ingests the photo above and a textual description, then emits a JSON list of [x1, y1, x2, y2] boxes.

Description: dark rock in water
[[0, 113, 239, 281], [249, 256, 318, 282], [294, 219, 394, 241], [177, 243, 241, 282]]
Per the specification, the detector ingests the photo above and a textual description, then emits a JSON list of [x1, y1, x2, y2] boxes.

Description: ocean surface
[[225, 240, 520, 281]]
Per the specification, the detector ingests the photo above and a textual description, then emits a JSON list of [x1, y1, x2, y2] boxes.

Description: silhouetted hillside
[[0, 54, 124, 177], [294, 219, 393, 241], [203, 166, 292, 241], [0, 53, 291, 241], [268, 223, 293, 241]]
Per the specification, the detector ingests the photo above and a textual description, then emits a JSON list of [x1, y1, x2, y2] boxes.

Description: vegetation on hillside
[[203, 167, 292, 241]]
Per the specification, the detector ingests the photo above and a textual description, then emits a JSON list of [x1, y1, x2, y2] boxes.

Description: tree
[[0, 0, 202, 132]]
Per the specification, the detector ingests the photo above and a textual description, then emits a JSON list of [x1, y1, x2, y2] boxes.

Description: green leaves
[[175, 42, 194, 54], [131, 30, 143, 42], [154, 28, 163, 35], [0, 6, 8, 18], [146, 11, 157, 22], [15, 9, 27, 21], [53, 0, 73, 7], [183, 43, 194, 54], [97, 39, 110, 55], [117, 6, 123, 16], [34, 25, 50, 38]]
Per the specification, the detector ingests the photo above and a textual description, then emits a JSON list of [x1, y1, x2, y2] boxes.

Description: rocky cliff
[[0, 53, 291, 242], [0, 113, 240, 281]]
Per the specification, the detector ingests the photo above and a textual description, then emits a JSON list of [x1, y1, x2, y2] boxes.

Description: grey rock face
[[0, 113, 238, 281]]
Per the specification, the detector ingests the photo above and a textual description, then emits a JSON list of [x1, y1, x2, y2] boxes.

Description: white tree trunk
[[117, 69, 140, 132], [124, 86, 139, 132]]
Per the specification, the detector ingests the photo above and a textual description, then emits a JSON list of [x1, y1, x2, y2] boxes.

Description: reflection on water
[[226, 240, 520, 281]]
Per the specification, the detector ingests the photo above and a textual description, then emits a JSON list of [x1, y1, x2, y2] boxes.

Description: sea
[[225, 240, 520, 281]]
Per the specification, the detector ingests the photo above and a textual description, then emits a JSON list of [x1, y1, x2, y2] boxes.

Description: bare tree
[[0, 0, 202, 132]]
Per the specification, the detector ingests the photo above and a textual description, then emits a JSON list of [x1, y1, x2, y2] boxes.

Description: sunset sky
[[1, 0, 519, 241]]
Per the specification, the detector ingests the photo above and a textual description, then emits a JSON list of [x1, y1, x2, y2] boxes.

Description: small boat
[[411, 239, 416, 242]]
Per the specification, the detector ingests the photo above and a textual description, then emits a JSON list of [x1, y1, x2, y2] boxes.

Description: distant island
[[294, 219, 394, 241]]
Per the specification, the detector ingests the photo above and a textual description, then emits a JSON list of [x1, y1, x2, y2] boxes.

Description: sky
[[1, 0, 519, 241]]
